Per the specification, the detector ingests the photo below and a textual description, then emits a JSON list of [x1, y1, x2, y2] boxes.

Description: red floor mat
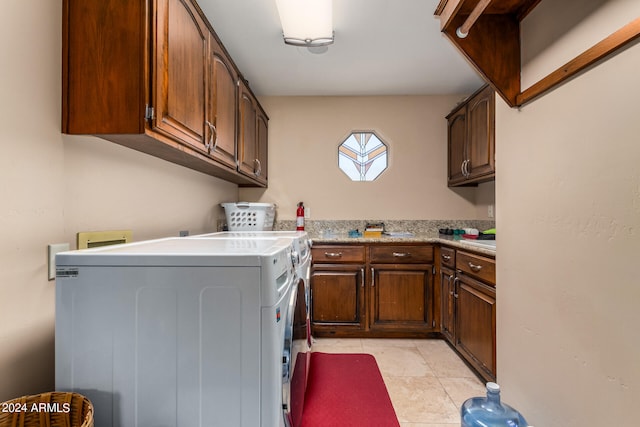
[[301, 352, 400, 427]]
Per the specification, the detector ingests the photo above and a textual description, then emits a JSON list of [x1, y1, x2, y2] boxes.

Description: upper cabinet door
[[208, 38, 238, 169], [256, 107, 269, 185], [238, 85, 257, 178], [466, 86, 495, 180], [238, 80, 268, 185], [446, 85, 495, 187], [153, 0, 208, 152], [447, 108, 467, 185]]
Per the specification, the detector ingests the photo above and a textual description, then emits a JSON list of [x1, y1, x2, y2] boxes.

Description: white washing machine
[[191, 231, 311, 323], [55, 237, 308, 427], [192, 232, 310, 280], [190, 231, 313, 425]]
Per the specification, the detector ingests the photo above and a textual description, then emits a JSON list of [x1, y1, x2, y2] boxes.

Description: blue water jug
[[461, 382, 529, 427]]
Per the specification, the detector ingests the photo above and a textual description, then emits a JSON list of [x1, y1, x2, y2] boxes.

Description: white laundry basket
[[221, 202, 276, 231]]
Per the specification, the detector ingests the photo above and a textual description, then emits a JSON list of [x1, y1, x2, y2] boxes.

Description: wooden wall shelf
[[435, 0, 640, 107]]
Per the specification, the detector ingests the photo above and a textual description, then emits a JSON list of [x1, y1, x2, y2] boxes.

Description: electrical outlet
[[488, 204, 494, 218], [304, 207, 311, 219], [179, 230, 189, 237], [48, 243, 70, 280]]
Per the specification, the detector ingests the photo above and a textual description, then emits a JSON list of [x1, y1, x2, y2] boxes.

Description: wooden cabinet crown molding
[[435, 0, 640, 107]]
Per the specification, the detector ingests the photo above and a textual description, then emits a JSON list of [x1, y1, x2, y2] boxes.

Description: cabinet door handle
[[254, 159, 262, 177], [468, 262, 483, 272], [392, 252, 411, 258], [205, 121, 214, 150], [453, 276, 459, 298], [371, 267, 375, 287], [464, 159, 470, 177], [324, 252, 343, 258], [460, 159, 466, 177], [206, 121, 218, 153], [442, 254, 451, 261], [360, 268, 365, 288], [211, 122, 218, 152], [448, 274, 455, 295]]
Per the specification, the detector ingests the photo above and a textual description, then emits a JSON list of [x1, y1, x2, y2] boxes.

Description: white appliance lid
[[194, 231, 307, 239], [56, 237, 292, 267]]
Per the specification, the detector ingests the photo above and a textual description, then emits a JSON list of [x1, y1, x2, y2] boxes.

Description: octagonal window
[[338, 131, 388, 181]]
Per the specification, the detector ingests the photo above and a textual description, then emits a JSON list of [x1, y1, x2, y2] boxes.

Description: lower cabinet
[[311, 243, 437, 338], [310, 245, 366, 336], [439, 246, 496, 382], [370, 267, 433, 331], [311, 264, 366, 335], [455, 274, 496, 381]]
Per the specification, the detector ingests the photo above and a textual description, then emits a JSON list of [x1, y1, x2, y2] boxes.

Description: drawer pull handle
[[468, 262, 483, 272], [324, 252, 343, 258], [393, 252, 411, 257], [442, 254, 451, 261]]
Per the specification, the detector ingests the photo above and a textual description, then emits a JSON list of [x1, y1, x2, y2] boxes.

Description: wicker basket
[[0, 392, 93, 427]]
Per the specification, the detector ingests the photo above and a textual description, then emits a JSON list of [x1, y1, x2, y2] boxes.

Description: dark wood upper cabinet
[[153, 0, 209, 153], [62, 0, 147, 135], [435, 0, 640, 107], [447, 108, 467, 184], [238, 80, 269, 185], [256, 107, 269, 184], [208, 38, 238, 170], [238, 89, 257, 178], [62, 0, 267, 187], [447, 85, 495, 186]]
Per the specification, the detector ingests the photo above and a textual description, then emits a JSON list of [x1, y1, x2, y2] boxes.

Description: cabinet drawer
[[312, 246, 365, 263], [456, 251, 495, 285], [369, 245, 433, 263], [440, 246, 456, 269]]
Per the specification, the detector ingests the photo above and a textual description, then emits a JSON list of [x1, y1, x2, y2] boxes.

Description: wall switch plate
[[48, 243, 70, 280], [304, 207, 311, 219], [488, 204, 494, 218]]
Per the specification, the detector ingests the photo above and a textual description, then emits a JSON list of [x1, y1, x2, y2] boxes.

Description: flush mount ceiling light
[[275, 0, 334, 47]]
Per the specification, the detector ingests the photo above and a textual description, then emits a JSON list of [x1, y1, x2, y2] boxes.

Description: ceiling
[[197, 0, 484, 97]]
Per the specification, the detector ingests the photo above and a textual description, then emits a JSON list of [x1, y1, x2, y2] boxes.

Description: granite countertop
[[310, 232, 496, 256], [269, 219, 496, 256]]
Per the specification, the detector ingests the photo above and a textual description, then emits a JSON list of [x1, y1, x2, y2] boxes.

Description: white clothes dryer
[[55, 237, 307, 427]]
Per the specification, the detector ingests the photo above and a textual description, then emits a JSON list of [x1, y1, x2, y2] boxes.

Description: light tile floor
[[311, 338, 486, 427]]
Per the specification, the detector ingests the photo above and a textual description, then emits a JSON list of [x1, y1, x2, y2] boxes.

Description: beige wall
[[496, 4, 640, 426], [0, 1, 237, 401], [241, 95, 494, 221]]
